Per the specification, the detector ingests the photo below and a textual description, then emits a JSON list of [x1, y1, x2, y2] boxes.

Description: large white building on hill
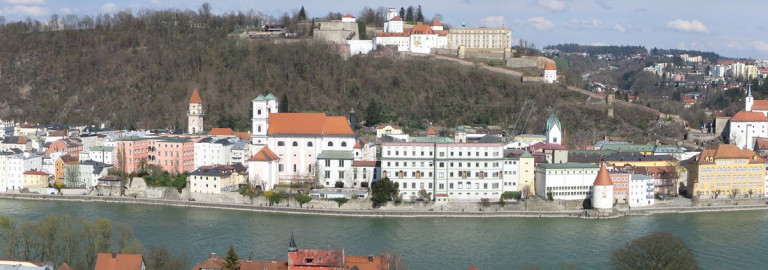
[[374, 8, 448, 54]]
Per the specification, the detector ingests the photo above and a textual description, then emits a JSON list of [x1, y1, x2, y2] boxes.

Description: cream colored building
[[447, 28, 511, 50], [23, 170, 50, 188], [189, 165, 247, 194]]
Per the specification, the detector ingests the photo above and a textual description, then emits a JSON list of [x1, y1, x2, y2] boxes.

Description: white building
[[247, 146, 280, 190], [81, 146, 115, 165], [64, 160, 111, 189], [251, 93, 356, 186], [446, 27, 511, 50], [317, 150, 354, 188], [543, 62, 557, 84], [381, 142, 505, 202], [189, 165, 245, 194], [546, 112, 562, 145], [374, 9, 448, 54], [188, 89, 204, 134], [628, 174, 655, 207], [535, 163, 599, 200], [194, 137, 235, 168], [376, 124, 403, 138], [591, 163, 614, 209], [341, 13, 356, 23], [728, 111, 768, 149]]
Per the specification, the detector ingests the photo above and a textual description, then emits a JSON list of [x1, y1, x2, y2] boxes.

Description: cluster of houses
[[1, 88, 766, 209]]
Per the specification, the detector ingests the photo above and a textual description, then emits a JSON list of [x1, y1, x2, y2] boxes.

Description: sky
[[1, 0, 767, 59]]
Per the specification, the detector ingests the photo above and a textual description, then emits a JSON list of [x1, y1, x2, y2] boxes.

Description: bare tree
[[378, 249, 407, 270], [610, 231, 699, 270]]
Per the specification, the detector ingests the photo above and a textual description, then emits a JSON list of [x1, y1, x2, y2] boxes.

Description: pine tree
[[224, 245, 240, 270], [399, 7, 405, 19], [298, 6, 307, 21], [416, 5, 424, 23], [405, 6, 414, 23], [364, 98, 381, 126], [280, 93, 289, 112]]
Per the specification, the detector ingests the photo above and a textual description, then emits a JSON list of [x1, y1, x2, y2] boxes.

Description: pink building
[[113, 136, 151, 174], [149, 137, 195, 173], [610, 171, 631, 204]]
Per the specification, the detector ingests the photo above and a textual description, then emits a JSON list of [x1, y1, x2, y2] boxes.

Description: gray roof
[[318, 150, 354, 160]]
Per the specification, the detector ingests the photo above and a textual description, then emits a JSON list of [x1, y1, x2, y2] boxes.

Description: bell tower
[[187, 89, 204, 134], [252, 93, 279, 144]]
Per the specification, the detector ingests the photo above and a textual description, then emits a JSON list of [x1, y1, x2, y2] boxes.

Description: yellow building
[[687, 144, 766, 199], [519, 151, 535, 196], [23, 171, 51, 188]]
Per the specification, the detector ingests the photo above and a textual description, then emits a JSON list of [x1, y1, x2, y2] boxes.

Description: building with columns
[[188, 89, 204, 134]]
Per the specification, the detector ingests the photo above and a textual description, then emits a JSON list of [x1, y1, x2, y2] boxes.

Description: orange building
[[610, 171, 631, 204], [45, 138, 83, 160], [149, 136, 195, 174], [55, 155, 79, 183]]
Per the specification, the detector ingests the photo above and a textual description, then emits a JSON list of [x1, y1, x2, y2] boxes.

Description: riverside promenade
[[3, 193, 768, 219]]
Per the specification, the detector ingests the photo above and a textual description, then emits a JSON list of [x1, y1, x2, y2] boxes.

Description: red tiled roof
[[730, 111, 768, 122], [189, 89, 202, 104], [755, 138, 768, 150], [58, 263, 72, 270], [23, 171, 49, 176], [752, 100, 768, 111], [430, 19, 443, 26], [375, 31, 410, 37], [353, 141, 363, 149], [209, 127, 235, 136], [544, 62, 556, 70], [94, 253, 144, 270], [376, 124, 402, 130], [293, 249, 344, 267], [352, 160, 378, 167], [343, 13, 354, 18], [697, 144, 765, 164], [248, 146, 279, 162], [268, 113, 354, 135], [192, 255, 287, 270], [426, 127, 437, 135], [528, 142, 568, 151], [411, 24, 434, 35], [593, 163, 613, 186], [235, 132, 252, 141], [390, 16, 402, 21], [345, 255, 388, 270]]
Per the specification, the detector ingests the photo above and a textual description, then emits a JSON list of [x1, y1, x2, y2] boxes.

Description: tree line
[[545, 44, 648, 59]]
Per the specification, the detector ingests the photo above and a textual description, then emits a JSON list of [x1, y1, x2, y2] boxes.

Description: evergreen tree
[[399, 7, 405, 19], [224, 245, 240, 270], [416, 5, 424, 23], [364, 98, 381, 126], [280, 93, 289, 112], [298, 6, 307, 21], [371, 177, 399, 207], [405, 6, 414, 22]]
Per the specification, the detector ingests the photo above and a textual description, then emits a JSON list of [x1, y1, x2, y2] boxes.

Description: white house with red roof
[[728, 111, 768, 149], [251, 94, 356, 185], [375, 8, 448, 54], [375, 124, 403, 138], [543, 62, 557, 83], [247, 146, 280, 190]]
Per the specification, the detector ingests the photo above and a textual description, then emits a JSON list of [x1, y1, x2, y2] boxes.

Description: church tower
[[746, 84, 754, 112], [592, 163, 614, 210], [252, 93, 279, 145], [187, 89, 204, 134], [546, 112, 562, 145]]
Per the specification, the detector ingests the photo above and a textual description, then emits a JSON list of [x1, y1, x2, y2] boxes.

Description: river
[[0, 199, 765, 269]]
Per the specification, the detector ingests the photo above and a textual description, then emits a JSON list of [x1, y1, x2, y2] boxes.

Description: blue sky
[[2, 0, 767, 59]]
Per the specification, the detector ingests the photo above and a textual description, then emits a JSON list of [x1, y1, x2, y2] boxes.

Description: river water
[[0, 199, 765, 269]]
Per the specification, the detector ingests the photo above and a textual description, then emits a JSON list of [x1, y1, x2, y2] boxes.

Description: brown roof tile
[[189, 89, 202, 104], [730, 111, 768, 122], [594, 163, 613, 186], [248, 146, 279, 162], [94, 253, 144, 270], [268, 113, 354, 135], [209, 127, 235, 136]]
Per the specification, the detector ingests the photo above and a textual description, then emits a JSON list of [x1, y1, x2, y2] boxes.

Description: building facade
[[446, 27, 511, 50], [687, 144, 766, 198], [535, 163, 599, 200]]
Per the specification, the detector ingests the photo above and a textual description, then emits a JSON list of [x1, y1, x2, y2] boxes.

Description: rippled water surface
[[0, 199, 766, 269]]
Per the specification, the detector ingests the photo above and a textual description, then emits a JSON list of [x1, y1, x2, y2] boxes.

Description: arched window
[[257, 109, 262, 115], [292, 141, 298, 147], [267, 108, 271, 113], [307, 141, 313, 147], [328, 141, 334, 147], [277, 141, 285, 146], [341, 142, 347, 147], [257, 126, 262, 132]]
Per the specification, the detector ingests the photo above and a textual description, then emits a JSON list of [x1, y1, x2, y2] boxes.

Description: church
[[248, 94, 356, 190], [729, 86, 768, 149]]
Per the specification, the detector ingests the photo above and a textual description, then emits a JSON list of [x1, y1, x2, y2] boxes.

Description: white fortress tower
[[252, 93, 279, 145], [746, 85, 754, 111], [543, 62, 557, 83], [187, 89, 204, 134], [592, 163, 614, 210], [546, 112, 562, 145], [383, 8, 403, 33]]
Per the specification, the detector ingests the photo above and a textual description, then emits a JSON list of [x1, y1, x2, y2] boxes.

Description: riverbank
[[2, 193, 768, 219]]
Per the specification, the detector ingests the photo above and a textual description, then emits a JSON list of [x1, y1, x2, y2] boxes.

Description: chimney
[[209, 253, 216, 259], [111, 253, 117, 259], [368, 256, 374, 262]]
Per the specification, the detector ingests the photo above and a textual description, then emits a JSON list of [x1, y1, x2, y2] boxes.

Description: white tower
[[592, 163, 614, 210], [746, 84, 754, 112], [386, 8, 397, 21], [252, 93, 279, 145], [543, 62, 557, 83], [546, 112, 562, 145], [187, 89, 204, 134]]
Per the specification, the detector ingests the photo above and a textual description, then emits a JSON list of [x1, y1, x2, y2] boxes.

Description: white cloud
[[567, 19, 625, 33], [667, 19, 709, 34], [1, 5, 47, 16], [516, 17, 555, 31], [2, 0, 45, 4], [753, 41, 768, 53], [535, 0, 566, 12], [100, 3, 117, 13], [726, 41, 744, 50], [480, 16, 505, 27], [59, 7, 77, 14], [595, 0, 611, 10]]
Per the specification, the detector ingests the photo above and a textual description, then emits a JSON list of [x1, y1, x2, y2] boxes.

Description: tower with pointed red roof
[[543, 62, 557, 83], [188, 88, 204, 134], [592, 163, 614, 209]]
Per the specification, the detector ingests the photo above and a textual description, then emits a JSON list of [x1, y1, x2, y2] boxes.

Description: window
[[325, 171, 331, 178], [293, 164, 297, 172], [292, 141, 298, 147], [325, 160, 331, 167], [339, 171, 345, 178], [339, 160, 344, 167], [257, 126, 262, 132], [328, 142, 334, 147], [279, 164, 284, 172], [308, 142, 313, 147], [277, 141, 285, 146], [342, 142, 347, 147]]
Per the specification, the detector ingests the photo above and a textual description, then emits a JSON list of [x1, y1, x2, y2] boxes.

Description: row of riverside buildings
[[1, 89, 766, 207]]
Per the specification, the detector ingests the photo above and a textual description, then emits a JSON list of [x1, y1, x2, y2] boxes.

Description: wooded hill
[[0, 9, 660, 144]]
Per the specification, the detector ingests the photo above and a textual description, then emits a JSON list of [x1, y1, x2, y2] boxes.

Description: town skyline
[[1, 0, 767, 59]]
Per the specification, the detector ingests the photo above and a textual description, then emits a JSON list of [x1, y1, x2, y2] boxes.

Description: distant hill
[[0, 10, 662, 144]]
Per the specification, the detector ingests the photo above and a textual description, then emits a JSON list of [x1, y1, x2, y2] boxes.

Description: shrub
[[333, 197, 349, 207]]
